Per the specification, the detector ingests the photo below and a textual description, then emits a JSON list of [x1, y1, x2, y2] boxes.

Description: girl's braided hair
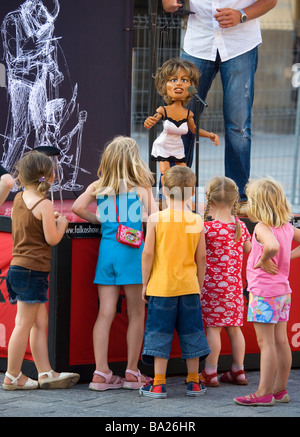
[[204, 176, 242, 241]]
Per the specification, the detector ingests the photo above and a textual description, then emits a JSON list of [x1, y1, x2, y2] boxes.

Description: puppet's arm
[[144, 107, 163, 129], [188, 115, 219, 146]]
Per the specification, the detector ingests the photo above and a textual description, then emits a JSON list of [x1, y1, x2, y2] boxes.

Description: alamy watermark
[[95, 181, 204, 234], [0, 63, 6, 88], [292, 63, 300, 88]]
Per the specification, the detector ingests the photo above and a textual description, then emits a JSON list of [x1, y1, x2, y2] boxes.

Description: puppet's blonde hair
[[93, 136, 154, 196], [246, 177, 291, 227]]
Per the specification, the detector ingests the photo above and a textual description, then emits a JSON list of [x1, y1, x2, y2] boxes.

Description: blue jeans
[[142, 294, 210, 365], [181, 47, 258, 201]]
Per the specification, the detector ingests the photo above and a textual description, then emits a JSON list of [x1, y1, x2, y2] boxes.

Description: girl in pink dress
[[199, 177, 251, 387]]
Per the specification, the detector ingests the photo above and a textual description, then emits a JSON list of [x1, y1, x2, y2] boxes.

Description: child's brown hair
[[163, 165, 196, 201], [15, 150, 53, 196]]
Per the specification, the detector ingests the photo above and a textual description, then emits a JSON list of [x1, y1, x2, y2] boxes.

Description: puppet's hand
[[210, 133, 219, 146], [144, 113, 161, 129]]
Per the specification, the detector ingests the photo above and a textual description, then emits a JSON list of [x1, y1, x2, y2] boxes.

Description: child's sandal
[[199, 369, 219, 387], [220, 369, 248, 385], [89, 370, 124, 391], [123, 369, 153, 390], [2, 372, 39, 391]]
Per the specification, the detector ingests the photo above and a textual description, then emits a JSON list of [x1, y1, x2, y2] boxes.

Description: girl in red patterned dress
[[199, 177, 251, 387]]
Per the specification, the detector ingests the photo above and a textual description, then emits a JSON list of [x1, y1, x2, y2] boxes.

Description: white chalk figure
[[0, 0, 88, 191]]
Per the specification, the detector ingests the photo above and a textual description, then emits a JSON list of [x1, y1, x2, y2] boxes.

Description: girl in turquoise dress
[[72, 136, 158, 391]]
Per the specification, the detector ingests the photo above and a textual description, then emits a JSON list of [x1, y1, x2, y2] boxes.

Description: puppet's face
[[166, 68, 191, 102]]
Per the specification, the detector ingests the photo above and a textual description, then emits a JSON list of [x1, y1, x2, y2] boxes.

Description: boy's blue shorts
[[142, 294, 210, 365]]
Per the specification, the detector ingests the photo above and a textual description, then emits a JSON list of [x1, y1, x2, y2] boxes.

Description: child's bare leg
[[124, 284, 148, 383], [254, 322, 276, 396], [223, 326, 246, 382], [201, 327, 221, 384], [205, 327, 222, 366], [4, 301, 39, 386], [92, 284, 121, 383], [30, 303, 53, 374], [273, 321, 291, 394], [186, 357, 200, 382], [154, 357, 168, 385]]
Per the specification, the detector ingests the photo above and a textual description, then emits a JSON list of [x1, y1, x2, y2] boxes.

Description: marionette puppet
[[144, 58, 219, 185]]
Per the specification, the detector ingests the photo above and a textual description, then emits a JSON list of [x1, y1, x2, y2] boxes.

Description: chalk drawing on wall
[[0, 0, 89, 192]]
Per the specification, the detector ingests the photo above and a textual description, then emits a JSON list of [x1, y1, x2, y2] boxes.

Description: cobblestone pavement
[[0, 370, 299, 421]]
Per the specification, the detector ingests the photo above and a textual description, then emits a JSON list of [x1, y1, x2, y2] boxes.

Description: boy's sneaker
[[186, 381, 207, 397], [139, 382, 167, 399]]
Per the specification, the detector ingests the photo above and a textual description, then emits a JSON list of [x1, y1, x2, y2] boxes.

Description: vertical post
[[148, 0, 159, 178], [292, 4, 300, 205], [195, 100, 200, 214]]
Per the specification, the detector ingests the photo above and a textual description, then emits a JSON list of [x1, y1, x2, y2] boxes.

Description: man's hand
[[214, 8, 241, 28], [162, 1, 183, 13]]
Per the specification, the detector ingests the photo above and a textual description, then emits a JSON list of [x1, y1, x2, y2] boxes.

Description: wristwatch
[[239, 9, 248, 23]]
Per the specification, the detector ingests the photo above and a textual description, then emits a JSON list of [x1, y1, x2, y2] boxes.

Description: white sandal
[[38, 369, 80, 389], [2, 372, 39, 391]]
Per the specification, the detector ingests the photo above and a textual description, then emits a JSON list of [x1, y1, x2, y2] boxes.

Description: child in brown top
[[3, 150, 79, 391]]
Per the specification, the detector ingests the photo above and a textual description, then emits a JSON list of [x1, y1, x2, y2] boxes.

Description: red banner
[[1, 232, 300, 366], [0, 232, 33, 361]]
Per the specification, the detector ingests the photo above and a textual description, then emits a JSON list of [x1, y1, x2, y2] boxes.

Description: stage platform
[[0, 199, 300, 381]]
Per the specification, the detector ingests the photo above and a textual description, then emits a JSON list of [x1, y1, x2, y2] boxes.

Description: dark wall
[[0, 0, 134, 198]]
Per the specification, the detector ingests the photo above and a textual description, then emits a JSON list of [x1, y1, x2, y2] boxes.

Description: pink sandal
[[123, 369, 153, 390], [89, 370, 124, 391]]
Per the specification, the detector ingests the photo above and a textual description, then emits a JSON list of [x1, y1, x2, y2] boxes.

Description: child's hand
[[209, 132, 219, 146], [55, 212, 69, 230], [144, 113, 161, 129], [142, 285, 148, 302], [254, 258, 278, 275]]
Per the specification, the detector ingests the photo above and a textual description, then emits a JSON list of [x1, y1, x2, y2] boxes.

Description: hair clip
[[39, 176, 46, 182]]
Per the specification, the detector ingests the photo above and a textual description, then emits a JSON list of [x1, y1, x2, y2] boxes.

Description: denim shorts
[[6, 265, 49, 304], [142, 294, 211, 365], [247, 292, 291, 324]]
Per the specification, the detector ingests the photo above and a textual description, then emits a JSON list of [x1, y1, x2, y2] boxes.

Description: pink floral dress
[[201, 219, 251, 327]]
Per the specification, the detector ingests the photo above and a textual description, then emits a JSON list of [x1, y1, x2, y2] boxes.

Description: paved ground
[[0, 369, 299, 422]]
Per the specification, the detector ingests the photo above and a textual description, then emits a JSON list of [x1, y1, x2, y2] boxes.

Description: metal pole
[[195, 99, 200, 214], [148, 0, 159, 178], [291, 10, 300, 205]]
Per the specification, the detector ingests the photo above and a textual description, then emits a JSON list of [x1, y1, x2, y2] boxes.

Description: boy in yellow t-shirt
[[140, 166, 210, 398]]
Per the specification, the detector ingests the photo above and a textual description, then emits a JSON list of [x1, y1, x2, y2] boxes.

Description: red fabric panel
[[69, 238, 131, 364], [0, 232, 33, 361]]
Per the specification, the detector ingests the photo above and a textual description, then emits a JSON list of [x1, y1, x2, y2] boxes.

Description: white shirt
[[183, 0, 262, 62]]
